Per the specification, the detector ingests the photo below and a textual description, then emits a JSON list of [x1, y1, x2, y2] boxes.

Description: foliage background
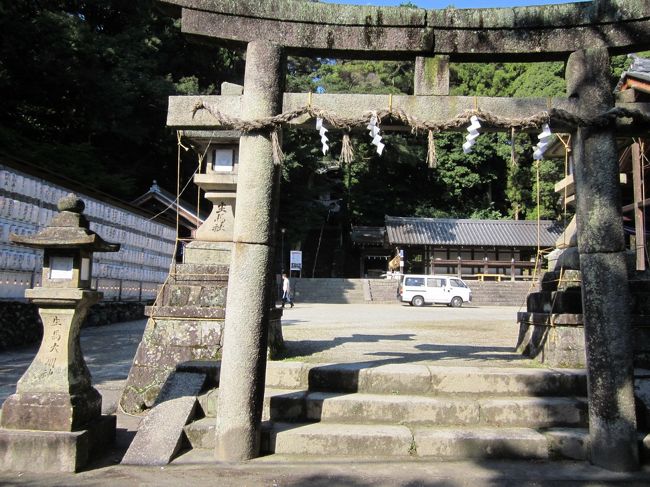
[[0, 0, 643, 274]]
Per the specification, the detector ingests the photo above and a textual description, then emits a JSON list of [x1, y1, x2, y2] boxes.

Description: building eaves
[[385, 216, 562, 248], [351, 226, 386, 246]]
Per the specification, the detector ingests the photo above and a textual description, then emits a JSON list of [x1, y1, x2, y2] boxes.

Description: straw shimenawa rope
[[270, 127, 284, 165], [192, 100, 650, 134], [426, 130, 438, 168], [339, 131, 355, 164]]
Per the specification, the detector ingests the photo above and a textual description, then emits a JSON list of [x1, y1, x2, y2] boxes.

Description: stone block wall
[[119, 316, 224, 412], [0, 301, 42, 350], [120, 262, 230, 414], [0, 300, 147, 351]]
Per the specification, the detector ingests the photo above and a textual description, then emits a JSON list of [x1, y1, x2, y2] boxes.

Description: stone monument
[[0, 194, 120, 472]]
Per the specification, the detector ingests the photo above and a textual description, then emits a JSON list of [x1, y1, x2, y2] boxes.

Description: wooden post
[[632, 141, 646, 271]]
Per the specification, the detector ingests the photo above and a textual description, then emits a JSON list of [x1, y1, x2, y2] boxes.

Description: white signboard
[[290, 251, 302, 272]]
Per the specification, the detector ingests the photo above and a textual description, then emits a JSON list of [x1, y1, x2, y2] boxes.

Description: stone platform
[[0, 415, 115, 472]]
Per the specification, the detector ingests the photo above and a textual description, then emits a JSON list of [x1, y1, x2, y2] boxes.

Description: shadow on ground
[[281, 334, 521, 364]]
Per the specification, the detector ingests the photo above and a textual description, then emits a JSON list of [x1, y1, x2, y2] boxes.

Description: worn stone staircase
[[292, 278, 536, 306], [293, 278, 366, 303], [365, 279, 399, 303], [182, 361, 597, 461], [468, 281, 537, 307]]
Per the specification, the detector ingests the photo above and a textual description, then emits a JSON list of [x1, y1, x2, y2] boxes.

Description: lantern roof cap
[[10, 194, 121, 252]]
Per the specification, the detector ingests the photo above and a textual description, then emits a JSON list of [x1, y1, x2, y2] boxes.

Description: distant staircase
[[293, 278, 365, 303], [463, 280, 535, 307], [365, 279, 399, 303], [183, 361, 604, 462], [292, 278, 534, 306]]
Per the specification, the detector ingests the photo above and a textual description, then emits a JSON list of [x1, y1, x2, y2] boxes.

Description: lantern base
[[0, 388, 102, 432], [0, 415, 115, 472], [183, 240, 233, 265]]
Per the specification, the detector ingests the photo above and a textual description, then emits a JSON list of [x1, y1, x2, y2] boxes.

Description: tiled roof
[[350, 226, 386, 245], [616, 55, 650, 90], [131, 181, 207, 226], [385, 216, 563, 248], [629, 55, 650, 74]]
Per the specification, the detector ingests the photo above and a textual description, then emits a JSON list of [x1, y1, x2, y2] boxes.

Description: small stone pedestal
[[516, 269, 586, 368], [0, 194, 120, 472], [194, 173, 237, 242]]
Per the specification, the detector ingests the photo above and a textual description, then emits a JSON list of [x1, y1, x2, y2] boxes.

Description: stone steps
[[262, 363, 587, 397], [290, 278, 537, 306], [183, 361, 591, 461], [293, 278, 366, 303], [366, 279, 399, 303], [196, 389, 587, 427], [304, 393, 587, 428], [465, 281, 536, 307], [187, 420, 590, 460], [411, 426, 551, 459]]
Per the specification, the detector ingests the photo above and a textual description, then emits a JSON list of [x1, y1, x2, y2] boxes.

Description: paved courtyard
[[0, 303, 530, 407], [279, 303, 533, 367]]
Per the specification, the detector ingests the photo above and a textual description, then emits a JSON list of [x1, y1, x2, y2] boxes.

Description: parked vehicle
[[399, 274, 472, 307]]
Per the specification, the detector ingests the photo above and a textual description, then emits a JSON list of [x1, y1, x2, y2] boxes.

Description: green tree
[[451, 61, 567, 220], [0, 0, 242, 198]]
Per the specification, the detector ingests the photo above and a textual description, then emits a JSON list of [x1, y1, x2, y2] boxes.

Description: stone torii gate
[[160, 0, 650, 472]]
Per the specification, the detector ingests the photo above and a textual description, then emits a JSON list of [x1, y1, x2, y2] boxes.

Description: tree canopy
[[0, 1, 643, 276], [0, 0, 242, 198]]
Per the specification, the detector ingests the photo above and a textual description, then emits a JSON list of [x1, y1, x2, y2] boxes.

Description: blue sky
[[324, 0, 579, 8]]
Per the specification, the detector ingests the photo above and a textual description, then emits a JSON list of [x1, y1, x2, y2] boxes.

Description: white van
[[399, 274, 472, 307]]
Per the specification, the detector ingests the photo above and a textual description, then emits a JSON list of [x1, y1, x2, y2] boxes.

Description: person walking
[[281, 272, 294, 308]]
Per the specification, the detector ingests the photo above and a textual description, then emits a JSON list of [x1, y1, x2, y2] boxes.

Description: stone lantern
[[192, 130, 239, 244], [174, 128, 240, 270], [0, 194, 120, 472]]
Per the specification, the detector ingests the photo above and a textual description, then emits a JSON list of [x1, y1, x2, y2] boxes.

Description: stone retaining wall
[[0, 300, 147, 351]]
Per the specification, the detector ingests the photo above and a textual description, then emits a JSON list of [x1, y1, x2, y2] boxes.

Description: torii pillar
[[567, 48, 638, 471], [214, 41, 285, 461]]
